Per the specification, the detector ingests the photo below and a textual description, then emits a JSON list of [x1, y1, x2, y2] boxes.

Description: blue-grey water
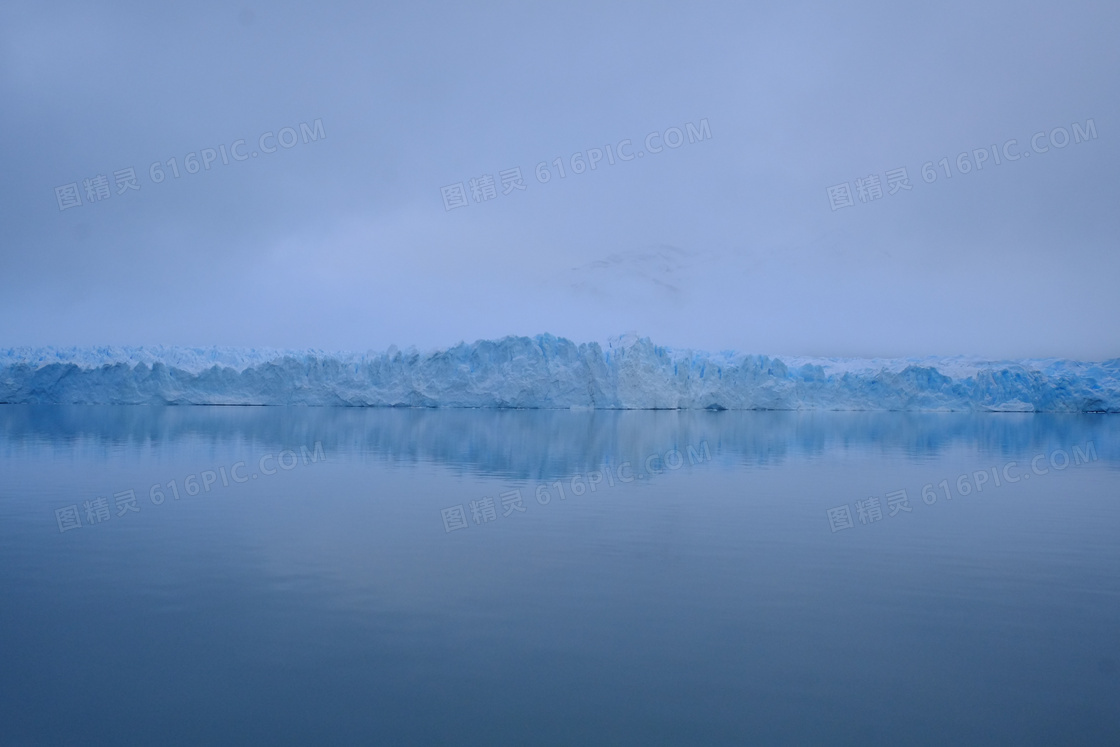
[[1, 406, 1118, 745]]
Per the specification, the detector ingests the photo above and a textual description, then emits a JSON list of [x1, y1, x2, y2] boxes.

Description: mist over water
[[3, 1, 1119, 742]]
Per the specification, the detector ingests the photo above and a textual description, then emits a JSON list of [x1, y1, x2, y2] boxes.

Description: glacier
[[1, 334, 1117, 411]]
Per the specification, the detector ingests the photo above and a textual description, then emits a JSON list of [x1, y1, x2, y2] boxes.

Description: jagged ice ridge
[[1, 335, 1117, 411]]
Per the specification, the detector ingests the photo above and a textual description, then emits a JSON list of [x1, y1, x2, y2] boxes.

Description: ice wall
[[1, 335, 1117, 411]]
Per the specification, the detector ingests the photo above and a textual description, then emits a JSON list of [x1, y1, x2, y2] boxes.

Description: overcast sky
[[1, 0, 1117, 359]]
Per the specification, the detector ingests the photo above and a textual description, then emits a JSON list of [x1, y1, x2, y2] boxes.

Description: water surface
[[1, 406, 1118, 745]]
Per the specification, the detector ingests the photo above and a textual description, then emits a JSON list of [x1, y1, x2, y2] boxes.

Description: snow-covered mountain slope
[[1, 335, 1117, 411]]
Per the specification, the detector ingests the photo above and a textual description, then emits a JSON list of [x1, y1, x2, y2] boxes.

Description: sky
[[1, 0, 1117, 359]]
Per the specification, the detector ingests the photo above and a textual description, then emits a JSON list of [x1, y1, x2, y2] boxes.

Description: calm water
[[1, 406, 1118, 745]]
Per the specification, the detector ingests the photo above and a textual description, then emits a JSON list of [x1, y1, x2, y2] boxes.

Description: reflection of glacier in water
[[2, 335, 1118, 410], [2, 405, 1117, 481], [3, 404, 1119, 744]]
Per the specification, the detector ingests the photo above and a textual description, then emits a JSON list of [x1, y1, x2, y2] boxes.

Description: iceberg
[[0, 334, 1117, 411]]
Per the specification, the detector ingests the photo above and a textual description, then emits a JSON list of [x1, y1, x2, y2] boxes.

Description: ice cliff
[[1, 335, 1117, 411]]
